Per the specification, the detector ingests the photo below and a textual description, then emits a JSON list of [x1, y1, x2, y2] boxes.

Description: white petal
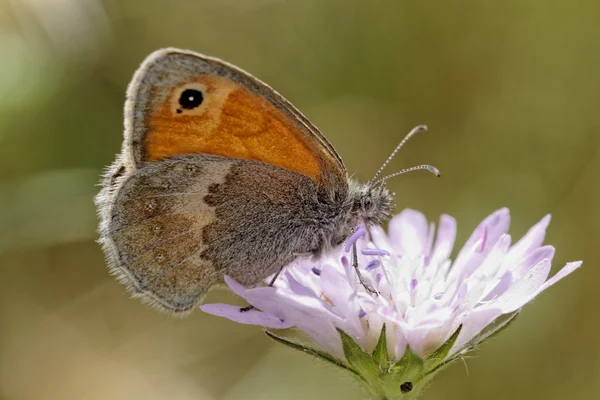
[[481, 271, 513, 301], [491, 259, 552, 313], [538, 261, 582, 292], [369, 225, 394, 253], [451, 308, 504, 353], [430, 214, 457, 266], [422, 321, 459, 357], [472, 234, 511, 280], [426, 222, 436, 258], [319, 267, 370, 346], [387, 322, 408, 360], [402, 320, 448, 358], [447, 240, 483, 288], [389, 209, 430, 258]]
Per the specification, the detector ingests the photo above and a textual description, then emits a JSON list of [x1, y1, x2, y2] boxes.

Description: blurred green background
[[0, 1, 598, 399]]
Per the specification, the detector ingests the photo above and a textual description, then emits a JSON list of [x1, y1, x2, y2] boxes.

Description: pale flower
[[202, 208, 581, 399]]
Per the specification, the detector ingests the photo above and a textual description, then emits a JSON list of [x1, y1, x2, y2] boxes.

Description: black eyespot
[[179, 89, 203, 110], [400, 382, 413, 394]]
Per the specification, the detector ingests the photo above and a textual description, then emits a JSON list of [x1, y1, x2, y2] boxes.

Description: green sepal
[[380, 347, 426, 399], [340, 328, 433, 399], [371, 324, 389, 369], [465, 311, 519, 351], [389, 347, 424, 378], [424, 324, 462, 372], [264, 330, 358, 376], [426, 312, 520, 377], [337, 328, 380, 384]]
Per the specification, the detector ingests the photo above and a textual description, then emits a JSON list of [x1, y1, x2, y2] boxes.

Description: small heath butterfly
[[95, 48, 438, 315]]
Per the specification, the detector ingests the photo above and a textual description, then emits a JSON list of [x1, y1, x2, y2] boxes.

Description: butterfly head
[[349, 180, 394, 227], [347, 125, 440, 228]]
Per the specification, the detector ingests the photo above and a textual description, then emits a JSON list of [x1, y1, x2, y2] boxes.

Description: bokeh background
[[1, 1, 598, 399]]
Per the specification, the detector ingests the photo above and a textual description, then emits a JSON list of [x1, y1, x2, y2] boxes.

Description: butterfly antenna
[[372, 164, 440, 186], [369, 125, 428, 185]]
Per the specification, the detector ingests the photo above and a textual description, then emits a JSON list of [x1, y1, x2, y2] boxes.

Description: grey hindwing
[[97, 154, 348, 314]]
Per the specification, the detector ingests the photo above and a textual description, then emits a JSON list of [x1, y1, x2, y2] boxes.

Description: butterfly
[[95, 48, 438, 315]]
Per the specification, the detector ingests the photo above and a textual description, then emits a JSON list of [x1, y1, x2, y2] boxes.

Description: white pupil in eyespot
[[179, 89, 204, 109]]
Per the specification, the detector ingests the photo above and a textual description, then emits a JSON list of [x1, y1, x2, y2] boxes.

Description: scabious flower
[[201, 208, 581, 399]]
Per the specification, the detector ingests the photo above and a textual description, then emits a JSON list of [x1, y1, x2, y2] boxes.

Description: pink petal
[[224, 275, 248, 298], [512, 245, 555, 278], [244, 289, 345, 359], [200, 304, 294, 329], [476, 261, 581, 335], [505, 215, 551, 266], [451, 209, 511, 281], [458, 208, 510, 259], [283, 270, 320, 299]]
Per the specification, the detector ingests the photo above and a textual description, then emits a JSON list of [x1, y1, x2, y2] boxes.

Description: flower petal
[[369, 225, 394, 253], [224, 275, 249, 298], [491, 259, 552, 313], [538, 261, 582, 292], [197, 208, 580, 374], [450, 208, 511, 282], [505, 214, 551, 266], [430, 214, 456, 266], [472, 234, 511, 280], [451, 307, 504, 353], [481, 271, 513, 300], [512, 245, 555, 279], [458, 208, 510, 258], [245, 286, 346, 358], [200, 304, 294, 329], [389, 209, 430, 258]]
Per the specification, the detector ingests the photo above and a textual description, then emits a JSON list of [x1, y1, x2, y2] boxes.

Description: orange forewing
[[144, 75, 322, 182]]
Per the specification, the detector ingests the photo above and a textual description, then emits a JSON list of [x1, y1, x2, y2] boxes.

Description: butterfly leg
[[352, 242, 378, 295], [239, 265, 286, 312]]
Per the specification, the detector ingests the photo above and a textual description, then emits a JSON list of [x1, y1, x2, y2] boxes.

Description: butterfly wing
[[97, 155, 323, 314], [124, 48, 346, 188], [96, 49, 350, 314]]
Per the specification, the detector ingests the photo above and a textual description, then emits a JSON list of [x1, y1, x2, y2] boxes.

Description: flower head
[[202, 208, 581, 399]]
